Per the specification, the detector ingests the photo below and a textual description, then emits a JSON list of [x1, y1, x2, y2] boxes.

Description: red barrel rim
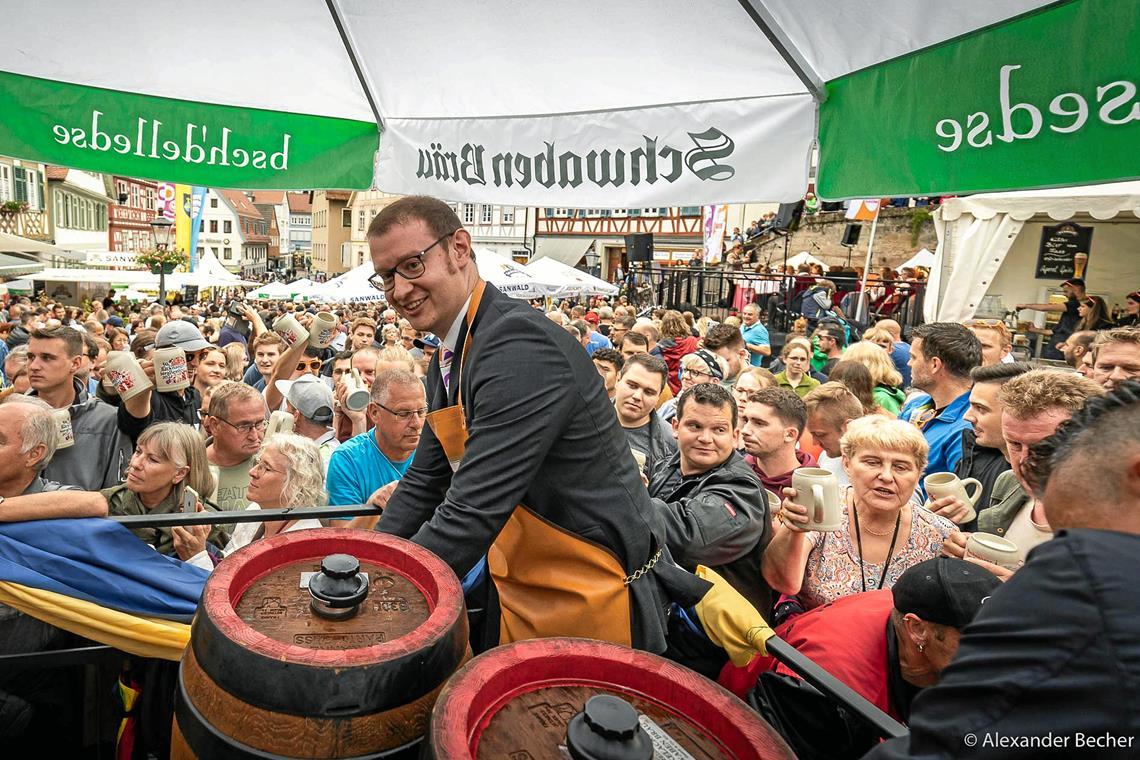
[[203, 528, 464, 666], [430, 637, 794, 759]]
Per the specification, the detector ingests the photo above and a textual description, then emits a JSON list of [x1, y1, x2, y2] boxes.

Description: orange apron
[[426, 283, 633, 646]]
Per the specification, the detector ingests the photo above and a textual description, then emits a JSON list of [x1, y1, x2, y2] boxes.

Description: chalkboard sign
[[183, 285, 199, 303], [1036, 222, 1093, 280]]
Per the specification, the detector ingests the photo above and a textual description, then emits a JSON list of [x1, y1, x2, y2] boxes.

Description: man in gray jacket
[[25, 326, 132, 490]]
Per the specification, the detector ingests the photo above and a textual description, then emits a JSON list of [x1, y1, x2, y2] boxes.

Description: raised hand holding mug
[[789, 467, 843, 532], [924, 472, 983, 523], [152, 347, 190, 392], [308, 312, 338, 349], [105, 350, 153, 400], [273, 313, 309, 348]]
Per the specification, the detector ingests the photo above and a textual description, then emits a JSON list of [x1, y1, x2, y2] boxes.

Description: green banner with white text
[[0, 71, 377, 190], [818, 0, 1140, 199]]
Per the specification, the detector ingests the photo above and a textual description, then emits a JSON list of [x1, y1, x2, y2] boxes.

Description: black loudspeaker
[[625, 233, 654, 262], [774, 201, 804, 232], [841, 223, 862, 247]]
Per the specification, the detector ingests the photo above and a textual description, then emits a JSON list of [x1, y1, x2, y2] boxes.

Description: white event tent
[[525, 257, 618, 297], [929, 182, 1140, 323]]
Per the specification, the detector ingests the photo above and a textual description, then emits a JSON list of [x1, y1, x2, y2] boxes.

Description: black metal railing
[[623, 263, 926, 334]]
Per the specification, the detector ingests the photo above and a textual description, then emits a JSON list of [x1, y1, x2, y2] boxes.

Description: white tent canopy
[[929, 182, 1140, 323], [785, 251, 825, 269], [900, 248, 935, 271], [171, 250, 257, 288], [524, 257, 618, 297], [8, 2, 1125, 204], [247, 281, 293, 299]]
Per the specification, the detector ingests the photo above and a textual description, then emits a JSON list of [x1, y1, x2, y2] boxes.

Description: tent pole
[[736, 0, 826, 102], [855, 214, 879, 324]]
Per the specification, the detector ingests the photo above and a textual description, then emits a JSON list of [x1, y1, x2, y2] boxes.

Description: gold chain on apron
[[623, 548, 663, 586]]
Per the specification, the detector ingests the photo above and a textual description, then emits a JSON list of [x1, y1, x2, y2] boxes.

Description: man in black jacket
[[866, 381, 1140, 759], [648, 383, 771, 616], [371, 196, 705, 654]]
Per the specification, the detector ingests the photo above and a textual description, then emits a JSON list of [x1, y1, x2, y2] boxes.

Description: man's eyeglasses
[[210, 415, 269, 435], [373, 402, 429, 421], [368, 232, 457, 292], [296, 358, 322, 372]]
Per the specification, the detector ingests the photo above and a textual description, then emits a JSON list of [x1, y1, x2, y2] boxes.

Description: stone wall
[[752, 207, 938, 270]]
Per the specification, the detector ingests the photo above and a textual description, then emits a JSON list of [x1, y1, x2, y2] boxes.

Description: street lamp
[[149, 215, 174, 305], [585, 246, 600, 277]]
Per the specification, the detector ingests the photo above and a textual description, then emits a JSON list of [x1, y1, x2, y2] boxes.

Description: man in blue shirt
[[327, 368, 425, 528], [898, 323, 981, 496], [739, 304, 771, 367]]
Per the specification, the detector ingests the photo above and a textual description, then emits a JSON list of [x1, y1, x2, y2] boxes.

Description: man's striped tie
[[440, 347, 455, 393]]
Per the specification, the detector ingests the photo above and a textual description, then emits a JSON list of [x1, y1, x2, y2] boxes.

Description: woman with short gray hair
[[180, 433, 326, 569]]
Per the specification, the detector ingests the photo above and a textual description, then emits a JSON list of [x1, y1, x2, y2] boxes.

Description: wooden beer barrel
[[428, 637, 796, 760], [171, 528, 468, 759]]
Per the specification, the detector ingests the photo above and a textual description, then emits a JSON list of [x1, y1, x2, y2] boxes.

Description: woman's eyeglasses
[[682, 367, 714, 382]]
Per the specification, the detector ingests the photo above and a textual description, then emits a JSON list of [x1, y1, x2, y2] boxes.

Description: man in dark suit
[[368, 196, 702, 653]]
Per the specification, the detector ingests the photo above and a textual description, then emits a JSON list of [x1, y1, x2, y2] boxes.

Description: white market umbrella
[[475, 249, 562, 300], [1, 2, 1131, 204], [900, 248, 936, 270], [785, 251, 825, 269], [247, 281, 293, 299], [524, 256, 618, 297]]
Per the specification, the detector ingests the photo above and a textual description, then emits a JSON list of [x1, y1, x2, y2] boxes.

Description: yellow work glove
[[693, 565, 775, 667]]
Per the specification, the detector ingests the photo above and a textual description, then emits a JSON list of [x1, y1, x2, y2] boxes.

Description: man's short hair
[[366, 195, 463, 242], [208, 381, 265, 419], [29, 325, 85, 358], [371, 368, 422, 405], [632, 319, 660, 342], [998, 368, 1105, 420], [969, 361, 1032, 385], [349, 317, 377, 334], [701, 323, 745, 352], [967, 320, 1012, 348], [614, 316, 637, 331], [1031, 380, 1140, 504], [804, 382, 864, 426], [591, 348, 623, 371], [1, 396, 58, 471], [569, 319, 590, 338], [676, 382, 738, 427], [333, 349, 355, 364], [620, 332, 650, 352], [1092, 326, 1140, 357], [746, 387, 807, 434], [619, 353, 668, 391], [81, 332, 101, 361], [1067, 330, 1097, 352], [251, 332, 286, 351], [815, 323, 847, 349], [911, 323, 982, 378]]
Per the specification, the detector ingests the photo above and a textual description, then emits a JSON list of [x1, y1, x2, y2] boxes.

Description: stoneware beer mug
[[308, 312, 338, 349], [273, 313, 309, 348], [342, 368, 371, 412], [105, 350, 153, 401], [152, 347, 191, 392], [630, 448, 647, 473], [791, 467, 842, 532], [924, 472, 983, 523], [266, 410, 295, 437], [965, 532, 1021, 570], [52, 408, 75, 449]]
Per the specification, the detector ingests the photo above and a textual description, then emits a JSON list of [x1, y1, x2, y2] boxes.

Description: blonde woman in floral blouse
[[763, 415, 954, 610]]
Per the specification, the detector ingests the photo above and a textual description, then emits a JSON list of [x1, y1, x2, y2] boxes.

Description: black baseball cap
[[892, 557, 1001, 630], [1062, 277, 1085, 288]]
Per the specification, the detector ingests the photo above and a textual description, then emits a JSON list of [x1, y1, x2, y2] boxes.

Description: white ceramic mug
[[52, 408, 75, 449], [273, 313, 309, 348], [152, 347, 191, 392], [965, 532, 1021, 570], [308, 312, 338, 349], [924, 472, 983, 523], [341, 368, 371, 412], [266, 409, 295, 437], [105, 350, 153, 401], [791, 467, 843, 532]]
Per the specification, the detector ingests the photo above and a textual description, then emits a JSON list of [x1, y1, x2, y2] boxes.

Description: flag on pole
[[845, 199, 881, 222], [702, 205, 728, 265]]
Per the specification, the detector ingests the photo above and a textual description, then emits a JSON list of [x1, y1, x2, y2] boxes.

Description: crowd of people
[[1, 194, 1138, 757]]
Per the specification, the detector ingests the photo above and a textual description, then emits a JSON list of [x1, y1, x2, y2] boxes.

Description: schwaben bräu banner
[[377, 95, 815, 206], [818, 0, 1140, 199], [0, 70, 376, 190]]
